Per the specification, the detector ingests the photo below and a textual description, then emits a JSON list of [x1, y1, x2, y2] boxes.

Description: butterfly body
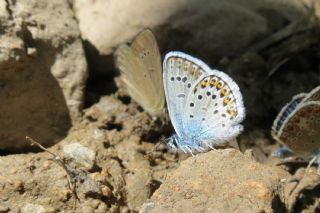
[[163, 52, 245, 153]]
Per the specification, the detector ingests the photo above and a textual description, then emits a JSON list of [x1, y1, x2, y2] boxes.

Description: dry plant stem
[[249, 18, 313, 53], [25, 136, 78, 209], [266, 58, 289, 79]]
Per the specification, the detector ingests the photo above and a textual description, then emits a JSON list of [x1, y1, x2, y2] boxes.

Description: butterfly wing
[[163, 52, 208, 137], [271, 93, 307, 137], [303, 86, 320, 102], [115, 29, 164, 117], [182, 62, 245, 146], [275, 101, 320, 158]]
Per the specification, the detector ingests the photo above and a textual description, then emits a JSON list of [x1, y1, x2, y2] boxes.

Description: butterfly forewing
[[163, 52, 207, 137], [115, 29, 164, 117], [277, 101, 320, 158], [183, 74, 244, 138], [271, 93, 307, 137]]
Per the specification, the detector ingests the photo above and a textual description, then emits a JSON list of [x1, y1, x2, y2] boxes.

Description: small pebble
[[102, 186, 112, 198], [63, 143, 96, 170], [14, 179, 24, 193], [21, 203, 46, 213]]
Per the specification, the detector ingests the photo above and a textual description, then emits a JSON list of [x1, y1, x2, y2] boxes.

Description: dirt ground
[[1, 1, 320, 213]]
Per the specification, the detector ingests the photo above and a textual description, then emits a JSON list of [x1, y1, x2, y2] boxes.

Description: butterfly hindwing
[[277, 101, 320, 158], [115, 29, 164, 117], [183, 72, 245, 144]]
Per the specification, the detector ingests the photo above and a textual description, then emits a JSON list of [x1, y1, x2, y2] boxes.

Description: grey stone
[[0, 0, 88, 150], [21, 203, 46, 213], [63, 143, 96, 170]]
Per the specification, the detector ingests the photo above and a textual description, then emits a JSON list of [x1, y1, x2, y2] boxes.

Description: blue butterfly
[[163, 51, 246, 153]]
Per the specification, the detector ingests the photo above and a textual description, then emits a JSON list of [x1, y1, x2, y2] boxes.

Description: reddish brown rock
[[141, 149, 288, 212]]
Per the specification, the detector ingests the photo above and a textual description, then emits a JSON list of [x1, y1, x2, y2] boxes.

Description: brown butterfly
[[115, 29, 165, 118], [271, 86, 320, 173]]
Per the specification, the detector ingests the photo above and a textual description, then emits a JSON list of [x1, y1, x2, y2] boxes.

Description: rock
[[140, 149, 288, 212], [81, 175, 101, 197], [0, 0, 88, 150], [73, 0, 186, 55], [74, 0, 266, 58], [117, 135, 152, 211], [63, 143, 96, 170], [280, 168, 320, 212], [73, 0, 318, 59], [0, 96, 168, 211], [21, 203, 46, 213], [0, 205, 10, 213], [0, 1, 8, 19]]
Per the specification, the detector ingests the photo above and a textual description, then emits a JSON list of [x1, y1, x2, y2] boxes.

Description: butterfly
[[163, 51, 246, 153], [115, 29, 165, 117], [271, 86, 320, 173]]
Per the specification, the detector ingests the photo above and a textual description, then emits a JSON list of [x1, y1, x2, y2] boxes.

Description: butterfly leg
[[185, 146, 195, 156], [197, 146, 206, 153], [203, 141, 216, 151]]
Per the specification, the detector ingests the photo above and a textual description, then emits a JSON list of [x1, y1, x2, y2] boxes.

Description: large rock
[[0, 0, 88, 150], [140, 149, 288, 212], [73, 0, 318, 60]]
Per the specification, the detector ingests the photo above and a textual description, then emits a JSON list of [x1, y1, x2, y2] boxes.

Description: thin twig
[[249, 14, 314, 53], [266, 58, 289, 79], [25, 136, 78, 209]]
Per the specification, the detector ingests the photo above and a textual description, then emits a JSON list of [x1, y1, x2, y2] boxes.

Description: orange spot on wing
[[227, 109, 237, 118], [210, 79, 217, 87], [216, 82, 222, 89]]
